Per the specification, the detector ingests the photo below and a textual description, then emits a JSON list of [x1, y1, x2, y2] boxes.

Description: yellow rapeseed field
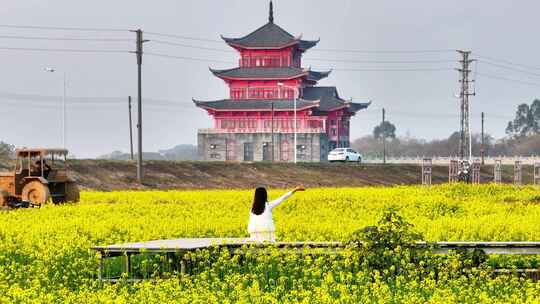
[[1, 184, 540, 303]]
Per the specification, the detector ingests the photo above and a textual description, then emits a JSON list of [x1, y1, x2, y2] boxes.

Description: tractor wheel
[[64, 182, 80, 203], [22, 181, 50, 206], [0, 190, 9, 209]]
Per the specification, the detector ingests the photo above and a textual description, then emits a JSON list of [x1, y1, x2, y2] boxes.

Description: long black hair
[[251, 187, 267, 215]]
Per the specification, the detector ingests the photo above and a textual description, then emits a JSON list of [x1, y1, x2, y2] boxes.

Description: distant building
[[195, 1, 370, 162]]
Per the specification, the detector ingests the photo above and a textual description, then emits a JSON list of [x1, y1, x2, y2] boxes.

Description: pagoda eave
[[215, 74, 308, 81], [223, 39, 320, 52], [223, 39, 301, 51], [193, 98, 321, 112], [209, 67, 330, 82], [298, 39, 320, 51], [347, 101, 372, 113]]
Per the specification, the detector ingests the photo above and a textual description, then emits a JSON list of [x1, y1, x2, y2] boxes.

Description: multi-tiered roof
[[194, 1, 370, 115]]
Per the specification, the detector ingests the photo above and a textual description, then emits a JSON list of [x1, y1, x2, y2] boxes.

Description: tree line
[[354, 99, 540, 158], [2, 99, 540, 160], [0, 142, 14, 160]]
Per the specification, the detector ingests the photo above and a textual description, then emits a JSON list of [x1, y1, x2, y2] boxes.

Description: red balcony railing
[[199, 128, 325, 134]]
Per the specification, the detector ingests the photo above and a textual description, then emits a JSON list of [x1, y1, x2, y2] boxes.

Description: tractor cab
[[15, 148, 69, 182], [0, 148, 79, 207]]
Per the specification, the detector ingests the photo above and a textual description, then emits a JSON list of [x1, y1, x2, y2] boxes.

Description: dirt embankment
[[0, 159, 532, 191], [53, 160, 533, 191]]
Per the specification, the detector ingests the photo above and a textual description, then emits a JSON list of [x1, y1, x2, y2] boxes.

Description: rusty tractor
[[0, 148, 79, 208]]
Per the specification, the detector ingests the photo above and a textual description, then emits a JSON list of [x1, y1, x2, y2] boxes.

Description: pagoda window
[[330, 120, 336, 126], [281, 120, 293, 129], [231, 89, 246, 100], [257, 57, 280, 67], [221, 120, 236, 129], [248, 89, 259, 99], [309, 120, 322, 128], [282, 89, 295, 99], [263, 120, 271, 128], [241, 56, 284, 67], [248, 88, 278, 99]]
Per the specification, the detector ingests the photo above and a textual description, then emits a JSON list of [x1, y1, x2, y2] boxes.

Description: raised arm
[[267, 187, 305, 210]]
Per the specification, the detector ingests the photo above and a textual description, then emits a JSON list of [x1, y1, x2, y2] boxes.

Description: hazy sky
[[1, 0, 539, 158]]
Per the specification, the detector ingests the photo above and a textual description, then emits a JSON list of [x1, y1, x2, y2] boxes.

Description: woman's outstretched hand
[[293, 186, 305, 193]]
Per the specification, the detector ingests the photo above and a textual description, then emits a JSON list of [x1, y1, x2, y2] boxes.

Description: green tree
[[0, 141, 14, 159], [373, 121, 396, 140], [347, 208, 431, 279], [506, 99, 540, 137]]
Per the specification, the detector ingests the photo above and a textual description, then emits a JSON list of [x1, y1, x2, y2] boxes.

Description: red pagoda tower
[[195, 2, 370, 162]]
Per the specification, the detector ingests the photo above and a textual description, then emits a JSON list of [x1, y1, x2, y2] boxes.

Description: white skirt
[[250, 231, 276, 242]]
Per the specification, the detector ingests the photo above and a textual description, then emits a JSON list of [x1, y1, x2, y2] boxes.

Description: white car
[[328, 148, 362, 163]]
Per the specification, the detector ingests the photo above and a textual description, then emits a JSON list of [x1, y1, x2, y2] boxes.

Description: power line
[[0, 35, 132, 42], [306, 58, 455, 64], [145, 31, 222, 43], [312, 48, 455, 54], [478, 59, 540, 78], [0, 46, 128, 53], [1, 102, 199, 112], [0, 24, 129, 32], [143, 31, 459, 56], [148, 39, 459, 64], [150, 39, 234, 53], [146, 52, 235, 64], [1, 92, 514, 119], [474, 53, 540, 71], [147, 39, 456, 64], [146, 44, 455, 66], [362, 109, 513, 120], [0, 92, 195, 106], [332, 67, 454, 72], [476, 72, 540, 87], [0, 33, 455, 65], [145, 30, 459, 55]]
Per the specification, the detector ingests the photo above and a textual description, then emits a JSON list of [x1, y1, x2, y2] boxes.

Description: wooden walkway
[[93, 238, 340, 255], [92, 238, 540, 282]]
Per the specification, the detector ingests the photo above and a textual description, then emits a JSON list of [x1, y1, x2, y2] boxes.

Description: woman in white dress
[[248, 186, 305, 242]]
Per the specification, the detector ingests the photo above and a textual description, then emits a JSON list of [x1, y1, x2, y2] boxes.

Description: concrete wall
[[198, 131, 329, 162]]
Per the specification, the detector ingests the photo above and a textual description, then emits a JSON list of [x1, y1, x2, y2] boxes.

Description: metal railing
[[93, 238, 540, 282], [363, 156, 540, 165], [198, 128, 325, 134]]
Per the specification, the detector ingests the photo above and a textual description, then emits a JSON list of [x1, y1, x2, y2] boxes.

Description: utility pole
[[62, 71, 66, 149], [271, 102, 275, 162], [481, 112, 485, 165], [456, 50, 475, 163], [293, 91, 297, 164], [132, 29, 148, 184], [128, 96, 134, 161], [382, 108, 386, 164]]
